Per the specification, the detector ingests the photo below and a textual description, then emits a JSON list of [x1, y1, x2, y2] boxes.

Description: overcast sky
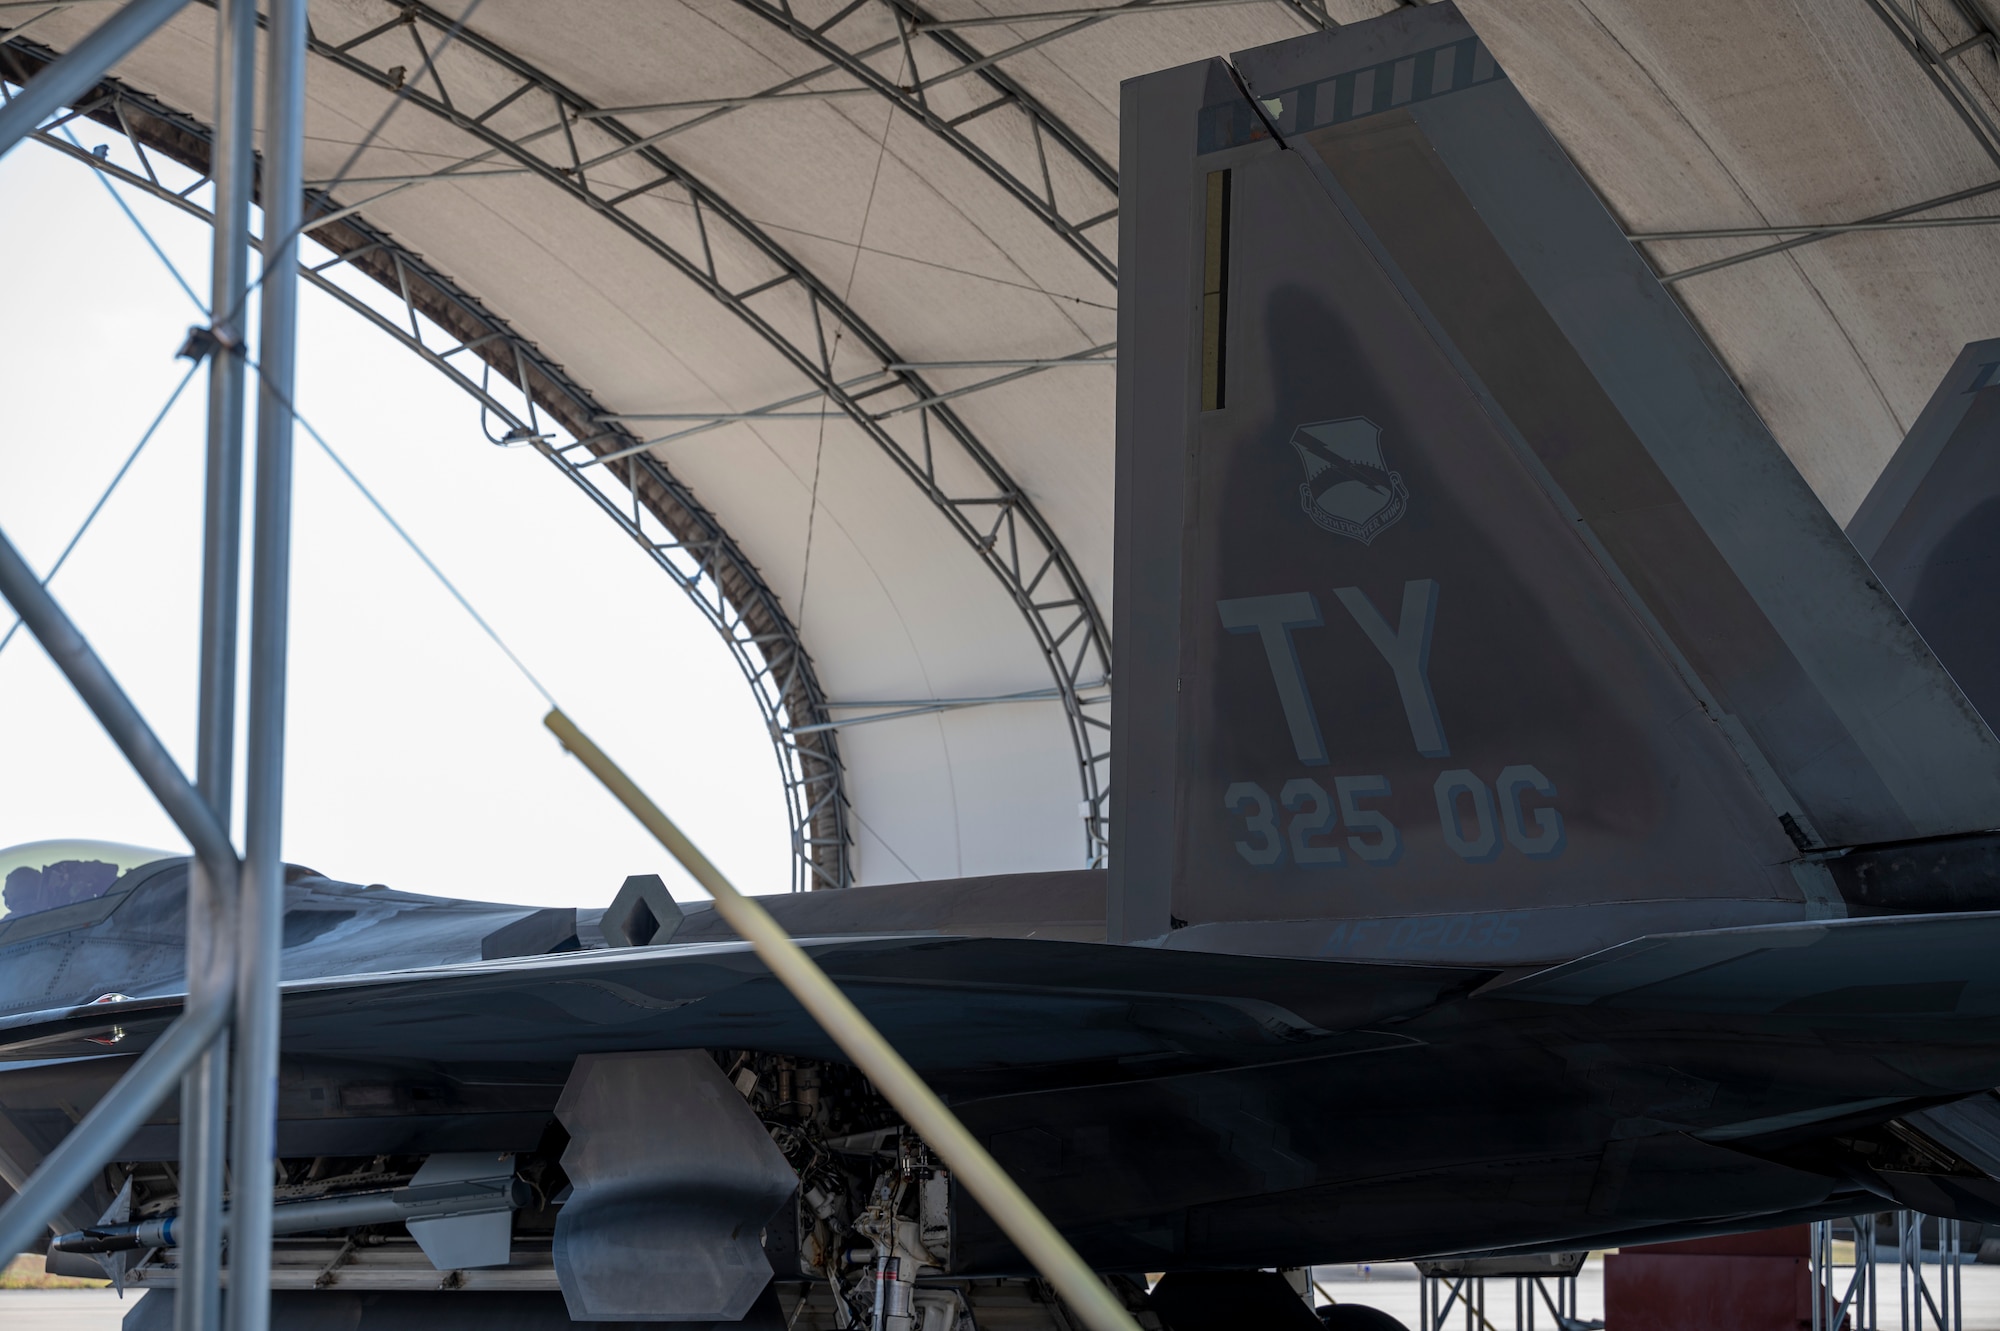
[[0, 136, 793, 907]]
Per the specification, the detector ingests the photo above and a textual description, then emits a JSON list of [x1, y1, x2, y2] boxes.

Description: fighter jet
[[9, 5, 2000, 1328]]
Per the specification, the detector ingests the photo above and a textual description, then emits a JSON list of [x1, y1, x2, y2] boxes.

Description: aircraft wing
[[12, 910, 2000, 1094], [11, 910, 2000, 1282], [0, 935, 1488, 1093]]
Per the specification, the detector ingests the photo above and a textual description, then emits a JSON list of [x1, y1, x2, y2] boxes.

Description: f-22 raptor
[[10, 5, 2000, 1328]]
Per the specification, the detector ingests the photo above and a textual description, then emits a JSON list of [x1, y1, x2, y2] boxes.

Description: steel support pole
[[1902, 1211, 1914, 1331], [0, 0, 191, 159], [0, 528, 238, 1261], [1856, 1207, 1872, 1327], [175, 0, 255, 1324], [1812, 1220, 1827, 1331], [224, 0, 306, 1325]]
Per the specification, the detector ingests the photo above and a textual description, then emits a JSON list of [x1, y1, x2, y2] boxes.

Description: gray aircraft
[[10, 4, 2000, 1328]]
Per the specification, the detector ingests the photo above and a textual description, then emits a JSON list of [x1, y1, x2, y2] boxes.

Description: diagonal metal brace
[[0, 522, 239, 1260], [0, 0, 192, 160], [0, 998, 229, 1262], [0, 525, 236, 873]]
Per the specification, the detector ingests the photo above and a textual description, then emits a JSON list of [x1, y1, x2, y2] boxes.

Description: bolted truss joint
[[176, 323, 238, 363]]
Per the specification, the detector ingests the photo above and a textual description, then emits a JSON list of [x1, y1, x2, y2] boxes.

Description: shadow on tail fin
[[1848, 339, 2000, 731], [1109, 3, 2000, 956]]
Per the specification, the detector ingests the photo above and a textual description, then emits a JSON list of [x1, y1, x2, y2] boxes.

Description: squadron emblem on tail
[[1291, 417, 1408, 544]]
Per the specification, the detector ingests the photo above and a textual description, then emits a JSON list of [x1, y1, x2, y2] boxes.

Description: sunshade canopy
[[7, 0, 1998, 888]]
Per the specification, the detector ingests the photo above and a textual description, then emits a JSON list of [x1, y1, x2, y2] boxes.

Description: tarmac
[[0, 1287, 137, 1329], [8, 1260, 2000, 1329]]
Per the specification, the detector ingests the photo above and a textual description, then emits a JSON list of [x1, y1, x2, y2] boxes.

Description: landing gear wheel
[[1318, 1305, 1411, 1331]]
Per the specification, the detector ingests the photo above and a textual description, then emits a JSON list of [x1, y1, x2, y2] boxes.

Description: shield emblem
[[1290, 417, 1408, 545]]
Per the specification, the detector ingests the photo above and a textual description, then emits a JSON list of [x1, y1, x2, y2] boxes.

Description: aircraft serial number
[[1222, 766, 1564, 867]]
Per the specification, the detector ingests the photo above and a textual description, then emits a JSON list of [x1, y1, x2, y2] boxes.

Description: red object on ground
[[1604, 1225, 1828, 1331]]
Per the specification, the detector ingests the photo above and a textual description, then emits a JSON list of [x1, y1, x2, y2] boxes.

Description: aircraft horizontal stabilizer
[[1486, 911, 2000, 1019]]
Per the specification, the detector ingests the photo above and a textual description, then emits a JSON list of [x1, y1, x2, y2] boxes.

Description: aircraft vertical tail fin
[[1848, 339, 2000, 732], [1109, 3, 2000, 954]]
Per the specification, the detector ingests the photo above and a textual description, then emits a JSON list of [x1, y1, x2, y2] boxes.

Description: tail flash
[[1108, 4, 2000, 948]]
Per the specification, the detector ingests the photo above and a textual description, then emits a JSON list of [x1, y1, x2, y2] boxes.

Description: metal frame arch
[[725, 0, 1337, 286], [0, 38, 853, 893], [299, 2, 1116, 864], [1628, 0, 2000, 282], [726, 0, 1122, 285], [1863, 0, 2000, 166]]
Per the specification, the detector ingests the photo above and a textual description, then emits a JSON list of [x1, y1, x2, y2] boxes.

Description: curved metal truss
[[1632, 0, 2000, 282], [728, 0, 1122, 285], [0, 37, 853, 892], [297, 1, 1115, 863], [1864, 0, 2000, 166], [724, 0, 1331, 289]]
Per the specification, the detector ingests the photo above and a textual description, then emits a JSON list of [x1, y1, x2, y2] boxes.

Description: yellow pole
[[544, 709, 1141, 1331]]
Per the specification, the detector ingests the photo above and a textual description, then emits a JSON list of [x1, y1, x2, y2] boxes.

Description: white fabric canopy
[[11, 0, 1999, 885]]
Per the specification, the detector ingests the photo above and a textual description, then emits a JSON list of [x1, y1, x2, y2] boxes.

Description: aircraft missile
[[49, 1154, 523, 1257]]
